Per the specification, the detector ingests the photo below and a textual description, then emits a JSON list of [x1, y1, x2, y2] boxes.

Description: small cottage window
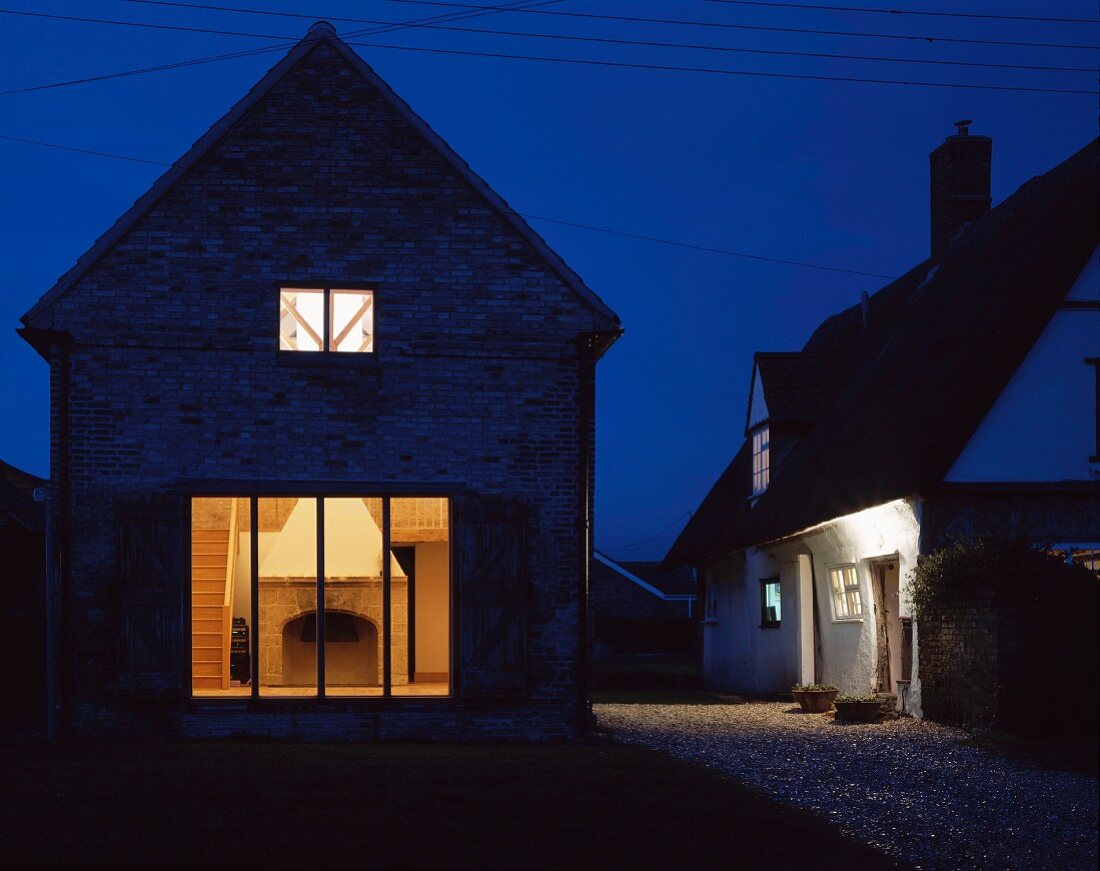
[[828, 565, 863, 620], [279, 287, 374, 353], [760, 578, 781, 627], [751, 426, 770, 495]]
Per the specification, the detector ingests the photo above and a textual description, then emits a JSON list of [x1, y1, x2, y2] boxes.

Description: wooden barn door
[[117, 495, 185, 696], [457, 495, 529, 698]]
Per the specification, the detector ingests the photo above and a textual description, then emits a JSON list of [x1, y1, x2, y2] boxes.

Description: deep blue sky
[[1, 1, 1096, 559]]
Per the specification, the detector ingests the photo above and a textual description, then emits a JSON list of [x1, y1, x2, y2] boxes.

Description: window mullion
[[382, 496, 392, 699], [250, 497, 259, 700], [323, 288, 331, 352], [317, 496, 326, 698]]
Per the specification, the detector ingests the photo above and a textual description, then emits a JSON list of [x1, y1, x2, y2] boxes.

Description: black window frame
[[760, 576, 781, 629], [276, 282, 379, 362], [185, 490, 455, 703]]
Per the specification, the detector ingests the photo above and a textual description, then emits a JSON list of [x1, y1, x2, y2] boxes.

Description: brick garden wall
[[35, 39, 617, 740], [917, 590, 1000, 729]]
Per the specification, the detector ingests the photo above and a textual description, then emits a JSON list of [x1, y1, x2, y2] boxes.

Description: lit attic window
[[751, 425, 770, 496], [280, 287, 374, 353]]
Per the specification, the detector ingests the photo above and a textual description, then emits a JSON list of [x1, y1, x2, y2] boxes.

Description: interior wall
[[415, 541, 450, 675]]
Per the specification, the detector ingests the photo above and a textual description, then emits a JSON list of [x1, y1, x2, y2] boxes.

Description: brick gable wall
[[43, 41, 613, 740]]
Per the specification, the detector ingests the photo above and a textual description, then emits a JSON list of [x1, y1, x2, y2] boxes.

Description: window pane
[[762, 580, 781, 624], [329, 289, 374, 353], [191, 497, 250, 697], [257, 497, 318, 696], [322, 498, 386, 697], [391, 497, 451, 697], [1071, 548, 1100, 574], [280, 288, 324, 352]]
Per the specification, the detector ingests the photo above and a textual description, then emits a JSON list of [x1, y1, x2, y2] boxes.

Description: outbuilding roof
[[666, 137, 1100, 568]]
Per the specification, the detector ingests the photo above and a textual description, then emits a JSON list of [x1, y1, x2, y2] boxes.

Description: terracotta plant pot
[[834, 700, 885, 723], [790, 689, 839, 713]]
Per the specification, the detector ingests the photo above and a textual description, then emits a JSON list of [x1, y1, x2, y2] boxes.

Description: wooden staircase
[[191, 528, 233, 690]]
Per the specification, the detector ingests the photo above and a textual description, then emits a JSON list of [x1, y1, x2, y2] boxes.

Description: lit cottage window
[[751, 426, 770, 495], [829, 565, 863, 620], [760, 578, 781, 627], [280, 287, 374, 353]]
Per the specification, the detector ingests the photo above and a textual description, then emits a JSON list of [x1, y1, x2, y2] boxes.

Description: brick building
[[19, 23, 620, 740]]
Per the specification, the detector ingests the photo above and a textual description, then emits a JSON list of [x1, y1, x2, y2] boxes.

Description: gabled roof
[[748, 352, 861, 432], [666, 137, 1100, 568], [21, 21, 618, 329], [593, 552, 697, 598], [0, 460, 46, 533]]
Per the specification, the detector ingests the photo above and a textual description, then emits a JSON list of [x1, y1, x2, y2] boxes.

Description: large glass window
[[258, 497, 318, 696], [190, 496, 250, 697], [279, 287, 374, 353], [829, 565, 863, 620], [190, 495, 449, 699]]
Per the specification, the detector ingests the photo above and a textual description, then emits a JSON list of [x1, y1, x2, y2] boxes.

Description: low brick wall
[[918, 591, 1000, 728]]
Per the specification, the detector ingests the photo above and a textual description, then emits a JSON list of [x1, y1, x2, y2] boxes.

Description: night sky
[[1, 1, 1095, 560]]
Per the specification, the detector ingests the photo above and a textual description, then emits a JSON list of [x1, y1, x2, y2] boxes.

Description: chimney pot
[[929, 122, 991, 261]]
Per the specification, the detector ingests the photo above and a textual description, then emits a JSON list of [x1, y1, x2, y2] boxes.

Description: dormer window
[[279, 286, 374, 353], [751, 425, 770, 495]]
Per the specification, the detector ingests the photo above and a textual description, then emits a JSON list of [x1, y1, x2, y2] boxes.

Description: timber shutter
[[458, 494, 529, 698], [117, 495, 184, 696]]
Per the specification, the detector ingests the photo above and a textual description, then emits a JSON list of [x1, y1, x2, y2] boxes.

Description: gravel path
[[597, 702, 1098, 870]]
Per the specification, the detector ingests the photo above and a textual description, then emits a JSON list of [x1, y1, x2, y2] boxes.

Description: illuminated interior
[[761, 578, 781, 626], [279, 287, 374, 353], [190, 495, 449, 697], [751, 426, 770, 495], [829, 565, 863, 620]]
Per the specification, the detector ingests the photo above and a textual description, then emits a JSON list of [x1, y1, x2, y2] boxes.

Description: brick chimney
[[929, 120, 991, 261]]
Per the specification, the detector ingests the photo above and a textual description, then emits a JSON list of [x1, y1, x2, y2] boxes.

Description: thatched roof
[[666, 137, 1100, 568]]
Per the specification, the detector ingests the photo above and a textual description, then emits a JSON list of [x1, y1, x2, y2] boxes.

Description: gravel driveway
[[597, 702, 1098, 870]]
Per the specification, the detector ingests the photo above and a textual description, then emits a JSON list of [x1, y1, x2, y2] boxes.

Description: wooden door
[[117, 495, 184, 696], [457, 495, 529, 698], [871, 562, 891, 693]]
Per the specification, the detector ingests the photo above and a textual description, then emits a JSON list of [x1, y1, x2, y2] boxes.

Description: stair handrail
[[222, 498, 239, 688]]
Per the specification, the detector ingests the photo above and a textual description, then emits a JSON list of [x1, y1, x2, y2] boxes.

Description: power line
[[141, 0, 1100, 51], [49, 4, 1084, 74], [0, 134, 172, 165], [3, 8, 1091, 94], [0, 0, 562, 97], [700, 1, 1100, 26], [0, 132, 895, 280], [518, 214, 897, 278], [339, 39, 1096, 94]]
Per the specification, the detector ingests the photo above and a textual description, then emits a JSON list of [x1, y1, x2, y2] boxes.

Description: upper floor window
[[279, 287, 374, 353], [828, 564, 863, 620], [751, 426, 770, 495]]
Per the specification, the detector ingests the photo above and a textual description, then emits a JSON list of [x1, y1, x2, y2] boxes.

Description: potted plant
[[790, 683, 839, 713], [833, 694, 885, 723]]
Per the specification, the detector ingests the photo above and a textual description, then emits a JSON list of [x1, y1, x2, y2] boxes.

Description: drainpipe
[[576, 334, 595, 735], [576, 329, 622, 735], [46, 336, 72, 738]]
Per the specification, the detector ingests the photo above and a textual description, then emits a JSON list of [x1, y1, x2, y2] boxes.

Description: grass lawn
[[0, 738, 894, 868]]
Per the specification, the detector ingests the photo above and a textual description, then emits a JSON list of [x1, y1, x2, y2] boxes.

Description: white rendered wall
[[946, 247, 1100, 483], [703, 498, 923, 713], [701, 548, 805, 694], [747, 365, 769, 431]]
